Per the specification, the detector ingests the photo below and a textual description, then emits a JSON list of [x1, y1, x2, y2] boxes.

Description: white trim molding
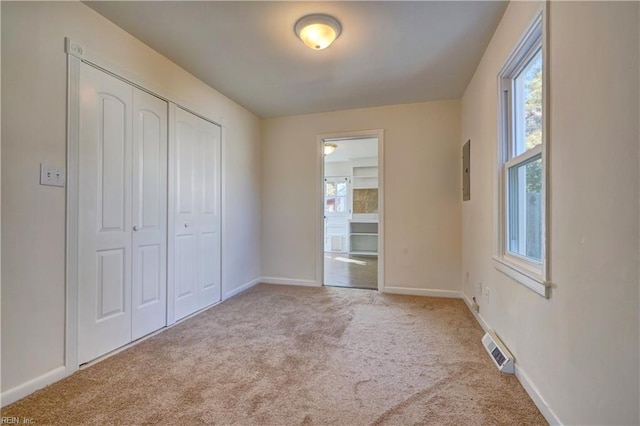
[[383, 286, 462, 299], [64, 37, 224, 379], [461, 294, 491, 332], [64, 38, 221, 127], [65, 52, 81, 377], [493, 256, 549, 297], [461, 292, 563, 425], [316, 129, 385, 292], [224, 277, 261, 300], [494, 6, 550, 299], [166, 103, 177, 326], [1, 366, 67, 407], [515, 365, 563, 425], [220, 123, 228, 302], [260, 277, 321, 287]]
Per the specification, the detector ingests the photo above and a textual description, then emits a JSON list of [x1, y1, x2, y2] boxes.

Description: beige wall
[[3, 1, 638, 422], [262, 101, 462, 293], [461, 1, 639, 424], [1, 1, 261, 392]]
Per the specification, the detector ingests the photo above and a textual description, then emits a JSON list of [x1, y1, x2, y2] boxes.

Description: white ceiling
[[325, 138, 378, 163], [85, 1, 508, 119]]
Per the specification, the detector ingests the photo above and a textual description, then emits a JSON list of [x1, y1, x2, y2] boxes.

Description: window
[[495, 10, 549, 297], [325, 178, 348, 214]]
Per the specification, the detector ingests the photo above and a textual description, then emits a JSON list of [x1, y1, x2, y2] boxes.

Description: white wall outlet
[[40, 164, 65, 187]]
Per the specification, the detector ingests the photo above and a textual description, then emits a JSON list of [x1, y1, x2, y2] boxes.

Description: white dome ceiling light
[[324, 143, 338, 156], [294, 14, 342, 51]]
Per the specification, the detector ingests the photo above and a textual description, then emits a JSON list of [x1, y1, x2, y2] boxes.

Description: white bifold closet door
[[173, 107, 222, 321], [78, 63, 168, 364]]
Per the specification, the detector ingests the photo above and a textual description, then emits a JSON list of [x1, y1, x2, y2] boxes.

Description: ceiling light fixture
[[294, 14, 342, 51], [324, 143, 337, 156]]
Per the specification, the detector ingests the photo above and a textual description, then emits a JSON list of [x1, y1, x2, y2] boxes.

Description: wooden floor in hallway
[[323, 252, 377, 289]]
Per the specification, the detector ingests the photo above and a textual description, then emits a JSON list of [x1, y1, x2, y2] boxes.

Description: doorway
[[319, 132, 384, 290]]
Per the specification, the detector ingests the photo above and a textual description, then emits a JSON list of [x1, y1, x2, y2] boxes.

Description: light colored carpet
[[2, 284, 546, 425]]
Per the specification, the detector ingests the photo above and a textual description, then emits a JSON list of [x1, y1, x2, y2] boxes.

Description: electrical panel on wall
[[462, 140, 470, 201]]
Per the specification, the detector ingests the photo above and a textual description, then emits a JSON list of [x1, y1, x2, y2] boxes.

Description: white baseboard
[[1, 366, 67, 407], [515, 365, 562, 425], [461, 293, 491, 332], [1, 279, 260, 408], [461, 291, 563, 426], [224, 277, 261, 300], [260, 277, 320, 287], [383, 286, 462, 299]]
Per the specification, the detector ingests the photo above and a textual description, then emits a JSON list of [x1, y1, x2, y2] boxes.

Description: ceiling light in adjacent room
[[295, 14, 342, 50], [324, 143, 337, 156]]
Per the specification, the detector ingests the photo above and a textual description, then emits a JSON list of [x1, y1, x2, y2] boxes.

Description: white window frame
[[493, 7, 550, 298], [324, 177, 349, 216]]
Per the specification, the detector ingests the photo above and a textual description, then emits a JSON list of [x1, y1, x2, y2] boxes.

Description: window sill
[[492, 256, 550, 298]]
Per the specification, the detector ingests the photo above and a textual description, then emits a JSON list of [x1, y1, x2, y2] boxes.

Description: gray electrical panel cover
[[463, 140, 470, 201]]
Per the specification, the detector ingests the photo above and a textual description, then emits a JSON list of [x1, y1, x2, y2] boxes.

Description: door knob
[[184, 223, 189, 228], [133, 225, 140, 232]]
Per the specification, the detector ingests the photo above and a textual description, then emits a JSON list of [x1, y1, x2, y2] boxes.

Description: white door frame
[[316, 130, 385, 291], [65, 38, 223, 375]]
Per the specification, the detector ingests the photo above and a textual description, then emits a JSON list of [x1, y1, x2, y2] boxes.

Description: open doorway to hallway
[[322, 136, 379, 290]]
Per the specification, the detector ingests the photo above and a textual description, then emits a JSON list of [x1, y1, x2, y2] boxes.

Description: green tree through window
[[524, 53, 542, 193]]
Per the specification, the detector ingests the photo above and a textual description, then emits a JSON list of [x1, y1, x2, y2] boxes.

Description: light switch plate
[[40, 164, 65, 187]]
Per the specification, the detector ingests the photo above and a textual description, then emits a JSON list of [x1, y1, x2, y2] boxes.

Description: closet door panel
[[96, 249, 126, 319], [175, 234, 197, 298], [172, 109, 221, 319], [176, 119, 196, 216], [201, 232, 217, 290], [197, 119, 221, 307], [138, 245, 161, 304], [99, 97, 127, 232], [173, 108, 201, 319], [78, 63, 133, 364], [131, 88, 168, 340], [201, 126, 218, 215]]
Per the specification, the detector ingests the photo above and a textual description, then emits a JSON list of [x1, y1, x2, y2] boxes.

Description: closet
[[77, 62, 221, 364]]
